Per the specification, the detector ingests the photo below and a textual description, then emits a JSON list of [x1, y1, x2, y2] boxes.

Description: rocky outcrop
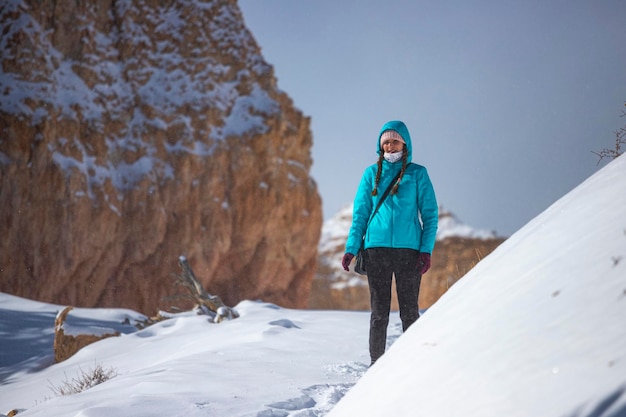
[[310, 206, 506, 310], [53, 306, 119, 363], [0, 0, 322, 313]]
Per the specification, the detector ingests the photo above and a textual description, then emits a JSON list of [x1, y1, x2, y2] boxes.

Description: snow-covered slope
[[328, 155, 626, 417]]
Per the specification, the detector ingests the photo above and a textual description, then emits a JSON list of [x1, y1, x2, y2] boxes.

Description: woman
[[341, 120, 438, 365]]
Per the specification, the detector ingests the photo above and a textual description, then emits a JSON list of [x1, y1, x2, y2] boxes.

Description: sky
[[0, 155, 624, 416], [237, 0, 626, 236]]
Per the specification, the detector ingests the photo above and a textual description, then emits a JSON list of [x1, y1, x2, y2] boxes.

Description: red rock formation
[[0, 0, 321, 314]]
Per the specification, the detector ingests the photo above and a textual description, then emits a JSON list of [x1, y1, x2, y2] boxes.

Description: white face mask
[[383, 151, 403, 163]]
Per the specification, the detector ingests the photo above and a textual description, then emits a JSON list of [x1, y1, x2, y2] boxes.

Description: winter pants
[[365, 248, 422, 364]]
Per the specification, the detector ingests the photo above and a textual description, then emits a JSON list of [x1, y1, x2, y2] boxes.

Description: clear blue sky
[[238, 0, 626, 236]]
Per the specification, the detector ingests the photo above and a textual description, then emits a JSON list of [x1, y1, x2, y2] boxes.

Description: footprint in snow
[[324, 361, 368, 378], [269, 319, 301, 329], [258, 383, 355, 417]]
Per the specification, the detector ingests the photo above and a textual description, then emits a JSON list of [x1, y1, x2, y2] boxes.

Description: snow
[[436, 206, 499, 240], [0, 295, 378, 416], [1, 155, 625, 417], [0, 0, 280, 203]]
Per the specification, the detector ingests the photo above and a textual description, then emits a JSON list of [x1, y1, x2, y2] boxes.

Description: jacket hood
[[378, 120, 412, 163]]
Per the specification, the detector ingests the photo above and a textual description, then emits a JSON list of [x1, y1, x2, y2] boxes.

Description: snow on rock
[[55, 307, 147, 338], [327, 155, 626, 417], [437, 206, 499, 240], [319, 204, 355, 254]]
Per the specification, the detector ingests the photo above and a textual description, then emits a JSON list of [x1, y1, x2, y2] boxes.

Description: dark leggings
[[365, 248, 422, 364]]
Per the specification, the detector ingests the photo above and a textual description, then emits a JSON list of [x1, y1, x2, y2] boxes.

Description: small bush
[[49, 363, 118, 396], [593, 103, 625, 164]]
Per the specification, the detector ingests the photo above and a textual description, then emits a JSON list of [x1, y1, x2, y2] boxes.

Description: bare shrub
[[593, 103, 625, 164], [49, 363, 118, 396]]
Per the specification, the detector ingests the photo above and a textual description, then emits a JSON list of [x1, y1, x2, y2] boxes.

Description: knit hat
[[380, 129, 405, 147]]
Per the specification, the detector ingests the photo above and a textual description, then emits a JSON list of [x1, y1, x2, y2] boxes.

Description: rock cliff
[[0, 0, 322, 313], [311, 206, 505, 310]]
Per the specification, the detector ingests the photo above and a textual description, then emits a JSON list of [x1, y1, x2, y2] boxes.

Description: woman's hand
[[341, 253, 355, 271], [417, 252, 431, 274]]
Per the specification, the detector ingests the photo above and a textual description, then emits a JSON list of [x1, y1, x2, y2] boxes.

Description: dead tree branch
[[175, 256, 239, 322], [593, 103, 626, 164]]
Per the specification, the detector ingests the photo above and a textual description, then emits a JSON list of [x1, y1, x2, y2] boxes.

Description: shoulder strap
[[366, 170, 401, 227]]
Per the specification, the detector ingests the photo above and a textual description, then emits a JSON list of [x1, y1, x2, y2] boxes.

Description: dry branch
[[593, 103, 625, 164], [175, 256, 239, 322]]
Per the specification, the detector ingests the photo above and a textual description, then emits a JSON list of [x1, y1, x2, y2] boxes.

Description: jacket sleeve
[[345, 168, 374, 255], [417, 167, 438, 254]]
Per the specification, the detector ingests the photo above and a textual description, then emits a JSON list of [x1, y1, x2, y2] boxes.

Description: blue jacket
[[345, 120, 438, 255]]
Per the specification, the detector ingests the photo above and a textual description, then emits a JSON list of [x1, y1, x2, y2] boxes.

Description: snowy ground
[[0, 294, 393, 416], [1, 154, 625, 417]]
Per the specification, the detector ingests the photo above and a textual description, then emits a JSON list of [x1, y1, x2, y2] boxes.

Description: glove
[[417, 252, 431, 274], [341, 253, 355, 271]]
